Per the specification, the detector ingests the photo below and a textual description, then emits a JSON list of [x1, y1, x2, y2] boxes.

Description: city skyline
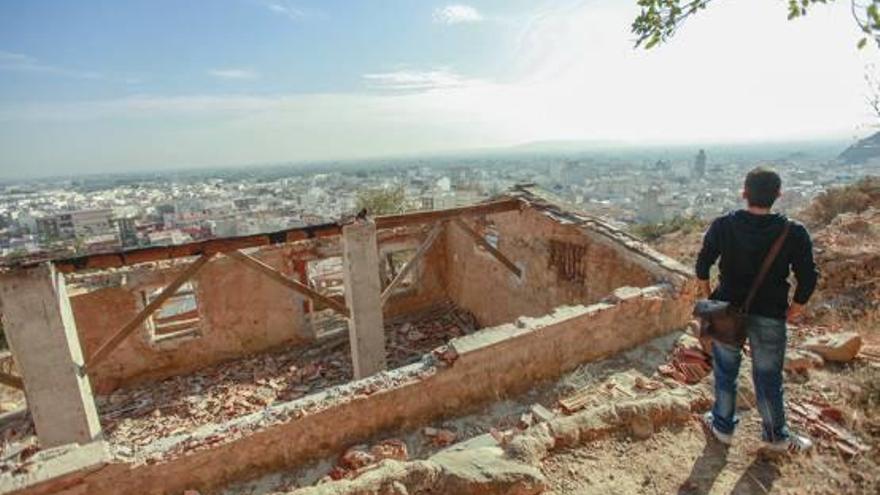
[[1, 0, 878, 178]]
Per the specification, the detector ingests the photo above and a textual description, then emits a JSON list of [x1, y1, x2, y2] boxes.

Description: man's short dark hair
[[744, 167, 781, 208]]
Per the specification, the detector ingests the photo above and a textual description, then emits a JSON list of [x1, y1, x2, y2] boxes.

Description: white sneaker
[[763, 433, 813, 454], [701, 412, 733, 445]]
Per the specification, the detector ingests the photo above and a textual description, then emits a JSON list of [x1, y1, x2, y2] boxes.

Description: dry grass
[[802, 176, 880, 228]]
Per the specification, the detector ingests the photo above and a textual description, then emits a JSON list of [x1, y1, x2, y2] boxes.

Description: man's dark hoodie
[[695, 210, 818, 320]]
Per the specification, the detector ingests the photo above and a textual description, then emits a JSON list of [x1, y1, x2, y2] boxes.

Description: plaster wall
[[70, 233, 449, 394], [444, 207, 660, 327], [7, 284, 692, 495]]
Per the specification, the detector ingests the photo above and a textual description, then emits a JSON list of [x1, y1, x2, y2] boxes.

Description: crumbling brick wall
[[444, 206, 659, 327]]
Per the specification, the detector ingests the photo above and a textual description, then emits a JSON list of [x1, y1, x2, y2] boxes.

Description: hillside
[[632, 181, 880, 494], [840, 131, 880, 164]]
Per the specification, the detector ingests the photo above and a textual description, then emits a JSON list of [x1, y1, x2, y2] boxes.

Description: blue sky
[[0, 0, 878, 177], [1, 1, 528, 99]]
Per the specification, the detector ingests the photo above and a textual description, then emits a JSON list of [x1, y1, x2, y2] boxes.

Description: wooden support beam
[[452, 218, 522, 277], [48, 222, 344, 273], [227, 251, 351, 318], [83, 253, 215, 373], [0, 372, 23, 390], [380, 223, 443, 306], [374, 198, 520, 230]]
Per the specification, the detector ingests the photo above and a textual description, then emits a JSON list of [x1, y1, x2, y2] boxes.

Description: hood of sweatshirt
[[728, 210, 788, 254]]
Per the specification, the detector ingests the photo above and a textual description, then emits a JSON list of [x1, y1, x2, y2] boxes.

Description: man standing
[[695, 167, 818, 452]]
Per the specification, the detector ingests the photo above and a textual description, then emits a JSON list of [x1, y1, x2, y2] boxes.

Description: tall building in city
[[35, 215, 61, 242], [693, 149, 707, 179], [638, 185, 664, 223], [50, 209, 115, 240], [117, 217, 139, 248]]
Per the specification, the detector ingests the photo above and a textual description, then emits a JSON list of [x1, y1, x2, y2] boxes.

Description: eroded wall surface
[[445, 206, 661, 327], [70, 230, 451, 395], [71, 249, 309, 394], [380, 228, 450, 321], [5, 284, 693, 495]]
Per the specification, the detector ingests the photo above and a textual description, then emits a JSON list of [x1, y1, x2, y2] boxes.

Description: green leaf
[[858, 37, 868, 49]]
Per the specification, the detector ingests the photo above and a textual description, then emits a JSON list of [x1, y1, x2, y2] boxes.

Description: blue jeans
[[710, 314, 790, 442]]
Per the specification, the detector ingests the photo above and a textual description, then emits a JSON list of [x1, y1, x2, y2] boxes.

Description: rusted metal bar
[[380, 223, 443, 306], [227, 251, 351, 317], [452, 218, 522, 277], [83, 253, 215, 373]]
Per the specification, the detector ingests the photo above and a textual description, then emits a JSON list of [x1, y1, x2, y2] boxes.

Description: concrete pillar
[[342, 219, 387, 379], [0, 263, 101, 448]]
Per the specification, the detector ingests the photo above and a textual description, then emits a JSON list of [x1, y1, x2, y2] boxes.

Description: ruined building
[[0, 186, 694, 495]]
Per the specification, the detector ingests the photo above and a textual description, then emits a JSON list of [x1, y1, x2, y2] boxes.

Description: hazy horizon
[[0, 136, 853, 183], [1, 0, 878, 179]]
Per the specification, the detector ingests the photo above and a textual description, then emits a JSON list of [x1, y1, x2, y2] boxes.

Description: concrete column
[[0, 263, 101, 448], [342, 219, 387, 379]]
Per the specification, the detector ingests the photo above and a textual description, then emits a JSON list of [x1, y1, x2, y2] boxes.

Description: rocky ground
[[240, 202, 880, 494], [549, 204, 880, 495], [237, 321, 875, 495]]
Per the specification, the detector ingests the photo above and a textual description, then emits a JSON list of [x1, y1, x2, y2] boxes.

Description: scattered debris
[[386, 300, 478, 367], [422, 427, 457, 447], [630, 415, 654, 440], [859, 345, 880, 365], [803, 332, 863, 363], [788, 400, 871, 457], [328, 439, 410, 482], [784, 349, 825, 373], [811, 208, 880, 319], [529, 404, 556, 424], [633, 376, 663, 391], [658, 343, 711, 385], [90, 301, 478, 458], [489, 427, 514, 445]]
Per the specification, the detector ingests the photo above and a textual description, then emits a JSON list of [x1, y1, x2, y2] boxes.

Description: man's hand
[[787, 302, 805, 323], [697, 279, 711, 299]]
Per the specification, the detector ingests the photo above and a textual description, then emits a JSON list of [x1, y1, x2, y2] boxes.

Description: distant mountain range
[[839, 131, 880, 164]]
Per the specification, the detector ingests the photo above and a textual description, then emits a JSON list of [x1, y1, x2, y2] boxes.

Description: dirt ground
[[542, 385, 878, 495], [573, 206, 880, 495]]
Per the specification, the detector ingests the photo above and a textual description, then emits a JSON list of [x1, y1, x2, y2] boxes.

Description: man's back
[[695, 210, 818, 319], [696, 167, 818, 453]]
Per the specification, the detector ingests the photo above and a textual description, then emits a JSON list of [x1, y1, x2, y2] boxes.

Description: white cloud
[[265, 1, 306, 21], [362, 69, 478, 91], [209, 68, 260, 80], [433, 5, 483, 25], [0, 50, 103, 80]]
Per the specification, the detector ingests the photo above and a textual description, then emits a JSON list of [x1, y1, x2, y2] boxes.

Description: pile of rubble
[[811, 208, 880, 319], [788, 398, 872, 457], [655, 329, 713, 385], [385, 300, 479, 368], [98, 301, 478, 449], [0, 411, 36, 475], [99, 337, 353, 447], [326, 439, 410, 482]]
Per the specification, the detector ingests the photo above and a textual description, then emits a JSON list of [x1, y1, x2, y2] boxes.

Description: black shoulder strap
[[743, 221, 790, 312]]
